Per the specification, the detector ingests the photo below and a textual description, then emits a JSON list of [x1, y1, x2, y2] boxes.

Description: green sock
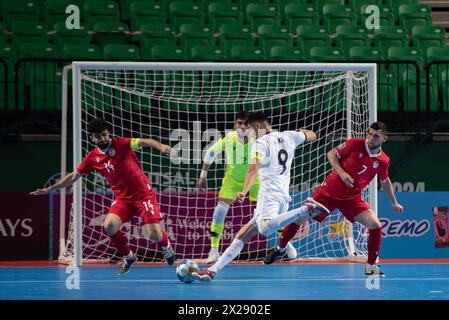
[[211, 222, 225, 248]]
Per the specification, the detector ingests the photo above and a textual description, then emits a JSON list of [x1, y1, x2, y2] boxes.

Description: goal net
[[61, 62, 376, 266]]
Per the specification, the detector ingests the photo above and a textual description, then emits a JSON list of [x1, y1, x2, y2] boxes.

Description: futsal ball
[[176, 259, 199, 284]]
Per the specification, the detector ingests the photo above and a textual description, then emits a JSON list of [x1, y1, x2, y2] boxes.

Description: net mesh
[[61, 67, 372, 264]]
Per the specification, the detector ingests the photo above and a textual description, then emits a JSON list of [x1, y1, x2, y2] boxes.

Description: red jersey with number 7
[[322, 138, 390, 199], [76, 137, 154, 202]]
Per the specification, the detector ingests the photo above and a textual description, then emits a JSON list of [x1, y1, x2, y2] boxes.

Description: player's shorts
[[108, 192, 163, 225], [218, 176, 259, 202], [310, 185, 371, 223], [249, 196, 289, 232]]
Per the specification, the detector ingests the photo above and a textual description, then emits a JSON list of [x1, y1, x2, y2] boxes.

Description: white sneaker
[[285, 241, 298, 260], [206, 248, 220, 264], [365, 264, 385, 277]]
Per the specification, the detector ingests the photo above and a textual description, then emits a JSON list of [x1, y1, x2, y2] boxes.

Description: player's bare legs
[[193, 223, 259, 282], [354, 209, 385, 277], [145, 223, 176, 265], [104, 213, 137, 275], [207, 198, 233, 263]]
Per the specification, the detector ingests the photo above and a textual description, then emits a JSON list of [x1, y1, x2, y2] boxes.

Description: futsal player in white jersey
[[192, 111, 329, 282]]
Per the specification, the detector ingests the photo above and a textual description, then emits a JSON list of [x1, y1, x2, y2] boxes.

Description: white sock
[[213, 201, 230, 224], [259, 205, 310, 236], [276, 245, 285, 252], [125, 251, 135, 260], [209, 238, 244, 273]]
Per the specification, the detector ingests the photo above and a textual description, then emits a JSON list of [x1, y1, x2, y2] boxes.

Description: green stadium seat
[[360, 5, 395, 30], [284, 3, 319, 32], [230, 46, 266, 61], [179, 24, 215, 54], [246, 3, 281, 32], [118, 0, 135, 21], [399, 5, 432, 32], [388, 47, 424, 68], [2, 0, 40, 28], [43, 0, 83, 27], [84, 1, 121, 29], [385, 0, 419, 17], [130, 1, 165, 31], [335, 31, 370, 59], [426, 47, 449, 64], [150, 45, 186, 61], [314, 0, 344, 11], [441, 70, 449, 111], [374, 27, 409, 52], [335, 25, 369, 35], [0, 23, 5, 43], [348, 0, 382, 11], [296, 25, 331, 59], [169, 2, 204, 31], [53, 23, 91, 50], [139, 26, 176, 59], [269, 46, 305, 61], [11, 22, 49, 46], [103, 44, 140, 60], [208, 2, 244, 32], [322, 4, 356, 34], [218, 24, 254, 57], [412, 26, 447, 52], [17, 43, 59, 110], [61, 44, 101, 59], [272, 0, 307, 19], [257, 24, 293, 56], [190, 45, 226, 61], [0, 44, 17, 110], [309, 47, 344, 62], [349, 47, 384, 61], [92, 22, 130, 49]]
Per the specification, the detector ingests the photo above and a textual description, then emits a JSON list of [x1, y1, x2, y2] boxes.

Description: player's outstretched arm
[[299, 129, 317, 142], [197, 163, 210, 190], [30, 172, 82, 195], [137, 138, 172, 155], [327, 149, 354, 188], [237, 158, 260, 203], [380, 178, 404, 214]]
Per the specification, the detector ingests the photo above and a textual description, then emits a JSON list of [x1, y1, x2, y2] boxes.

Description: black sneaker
[[263, 248, 286, 265], [365, 264, 386, 277], [163, 244, 176, 265], [118, 255, 138, 275]]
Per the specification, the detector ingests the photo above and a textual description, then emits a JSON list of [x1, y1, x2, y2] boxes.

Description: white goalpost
[[60, 62, 377, 267]]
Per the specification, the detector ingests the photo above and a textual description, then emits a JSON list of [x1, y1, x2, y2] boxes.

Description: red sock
[[158, 231, 169, 248], [279, 223, 300, 249], [367, 228, 382, 265], [110, 230, 131, 256]]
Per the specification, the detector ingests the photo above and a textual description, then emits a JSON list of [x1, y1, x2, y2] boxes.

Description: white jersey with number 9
[[251, 130, 306, 203]]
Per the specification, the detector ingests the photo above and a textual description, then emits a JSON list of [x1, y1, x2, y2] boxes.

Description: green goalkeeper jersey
[[209, 131, 258, 184]]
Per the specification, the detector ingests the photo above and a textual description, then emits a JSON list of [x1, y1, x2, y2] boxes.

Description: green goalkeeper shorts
[[218, 176, 259, 202]]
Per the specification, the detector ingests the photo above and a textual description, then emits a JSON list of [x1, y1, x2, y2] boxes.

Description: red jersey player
[[31, 118, 175, 274], [263, 122, 404, 277]]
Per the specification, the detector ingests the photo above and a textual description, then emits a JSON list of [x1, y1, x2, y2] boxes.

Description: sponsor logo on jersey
[[96, 157, 100, 163], [373, 161, 379, 169], [359, 153, 363, 158], [108, 148, 116, 157]]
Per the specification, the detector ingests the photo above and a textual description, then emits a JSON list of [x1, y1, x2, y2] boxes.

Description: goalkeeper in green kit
[[197, 111, 297, 263]]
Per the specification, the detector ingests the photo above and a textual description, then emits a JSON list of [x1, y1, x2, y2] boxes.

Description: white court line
[[1, 277, 449, 284]]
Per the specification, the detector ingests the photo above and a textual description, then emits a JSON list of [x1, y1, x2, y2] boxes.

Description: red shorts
[[310, 186, 371, 223], [108, 193, 163, 225]]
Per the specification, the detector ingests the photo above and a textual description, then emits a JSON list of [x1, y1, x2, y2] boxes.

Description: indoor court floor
[[1, 261, 449, 300]]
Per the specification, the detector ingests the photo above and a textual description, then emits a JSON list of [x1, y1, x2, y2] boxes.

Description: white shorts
[[249, 196, 289, 232]]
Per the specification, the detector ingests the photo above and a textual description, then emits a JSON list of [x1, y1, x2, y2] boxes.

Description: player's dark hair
[[235, 110, 249, 122], [247, 111, 270, 125], [370, 122, 388, 134], [87, 118, 112, 135]]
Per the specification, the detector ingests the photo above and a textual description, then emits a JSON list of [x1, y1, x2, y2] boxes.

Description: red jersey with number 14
[[323, 138, 390, 199], [76, 137, 153, 202]]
